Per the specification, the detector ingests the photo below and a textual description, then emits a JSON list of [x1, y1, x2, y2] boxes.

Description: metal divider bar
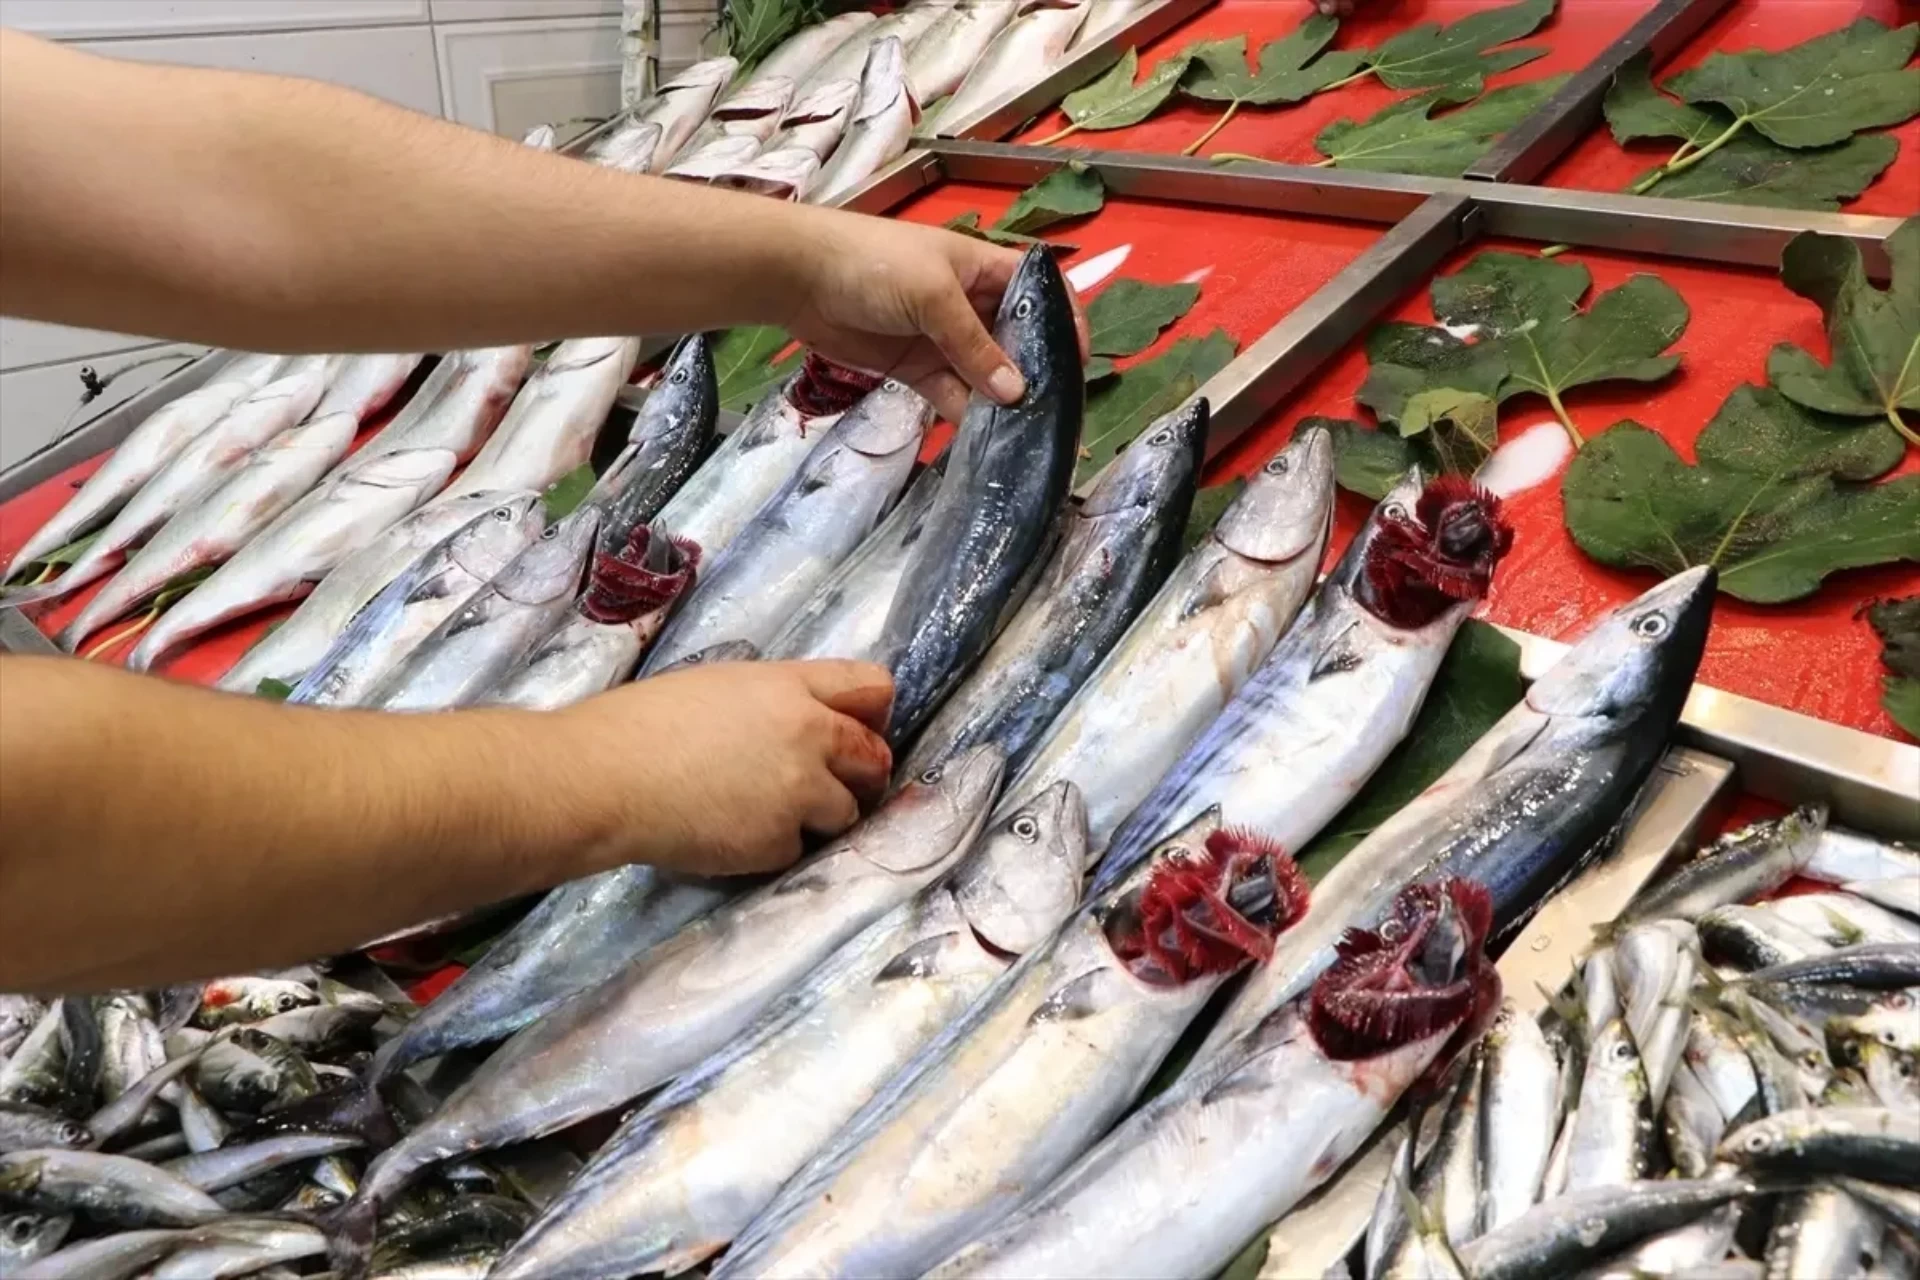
[[1464, 0, 1738, 184]]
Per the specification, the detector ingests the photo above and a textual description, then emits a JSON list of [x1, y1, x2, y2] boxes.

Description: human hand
[[780, 211, 1090, 422], [563, 658, 894, 877]]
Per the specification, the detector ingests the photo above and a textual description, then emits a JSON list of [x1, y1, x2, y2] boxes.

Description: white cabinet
[[0, 0, 429, 39], [435, 15, 622, 136]]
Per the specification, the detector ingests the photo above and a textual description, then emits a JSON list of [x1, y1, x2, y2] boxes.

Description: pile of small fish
[[1330, 807, 1920, 1280]]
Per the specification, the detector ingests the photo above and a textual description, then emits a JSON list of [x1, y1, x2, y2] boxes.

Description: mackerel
[[809, 38, 918, 205], [1747, 941, 1920, 990], [1719, 1106, 1920, 1185], [587, 334, 717, 554], [0, 1150, 224, 1228], [330, 346, 532, 477], [936, 0, 1091, 131], [898, 397, 1203, 781], [994, 425, 1334, 852], [1699, 903, 1834, 970], [906, 1, 1018, 106], [439, 337, 636, 501]]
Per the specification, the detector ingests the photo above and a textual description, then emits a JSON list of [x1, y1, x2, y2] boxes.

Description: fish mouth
[[580, 524, 699, 625], [1308, 878, 1501, 1063], [1357, 476, 1513, 630]]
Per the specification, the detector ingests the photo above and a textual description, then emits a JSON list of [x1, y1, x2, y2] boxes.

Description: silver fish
[[1699, 902, 1834, 970], [1807, 827, 1920, 886], [147, 1218, 326, 1280], [440, 337, 636, 501], [60, 408, 357, 652], [587, 333, 718, 555], [342, 748, 1004, 1245], [0, 1149, 224, 1228], [0, 1212, 71, 1274], [712, 145, 821, 200], [1747, 942, 1920, 990], [1, 997, 49, 1064], [769, 81, 860, 161], [164, 1134, 361, 1193], [663, 134, 763, 182], [737, 12, 876, 103], [0, 1104, 89, 1156], [1719, 1105, 1920, 1185], [1564, 1017, 1655, 1192], [906, 1, 1018, 106], [1839, 1177, 1920, 1240], [493, 781, 1087, 1280], [192, 977, 318, 1028], [1456, 1178, 1755, 1280], [1846, 876, 1920, 919], [309, 353, 423, 425], [997, 425, 1333, 855], [93, 996, 165, 1110], [1614, 917, 1697, 1108], [1371, 1051, 1483, 1277], [587, 118, 666, 174], [0, 1005, 67, 1108], [12, 1227, 184, 1280], [17, 358, 334, 612], [522, 122, 558, 149], [1477, 999, 1562, 1234], [937, 0, 1091, 133], [701, 75, 798, 147], [287, 494, 544, 706], [1663, 1062, 1728, 1179], [1684, 1004, 1761, 1128], [1621, 804, 1828, 925], [1767, 1185, 1886, 1280], [639, 379, 928, 672], [809, 38, 918, 205], [126, 447, 458, 670], [793, 6, 931, 98], [1769, 893, 1920, 946], [85, 1052, 208, 1151], [639, 57, 739, 168], [330, 346, 532, 478], [1069, 0, 1150, 50]]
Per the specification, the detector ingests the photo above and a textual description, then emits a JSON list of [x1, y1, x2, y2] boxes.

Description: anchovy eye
[[1265, 455, 1289, 475], [1014, 298, 1035, 320], [1383, 502, 1409, 522], [919, 765, 945, 785], [1613, 1040, 1635, 1061], [1633, 613, 1669, 639], [56, 1122, 85, 1145], [1011, 815, 1040, 842]]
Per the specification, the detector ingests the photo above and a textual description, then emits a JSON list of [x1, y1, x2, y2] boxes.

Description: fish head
[[448, 493, 545, 582], [790, 352, 885, 419], [0, 1212, 70, 1264], [951, 781, 1089, 955], [713, 75, 795, 124], [656, 639, 761, 673], [580, 522, 699, 625], [836, 379, 935, 458], [862, 744, 1007, 874], [782, 79, 860, 130], [659, 55, 739, 100], [634, 334, 719, 451], [1081, 396, 1207, 517], [1214, 422, 1336, 564], [1104, 810, 1310, 986], [1308, 877, 1501, 1079], [1524, 565, 1714, 732], [342, 447, 460, 498], [990, 246, 1083, 422], [664, 134, 764, 182], [1340, 472, 1513, 630], [715, 146, 822, 200], [855, 36, 917, 123], [596, 121, 666, 174], [494, 506, 603, 606], [0, 1155, 43, 1198]]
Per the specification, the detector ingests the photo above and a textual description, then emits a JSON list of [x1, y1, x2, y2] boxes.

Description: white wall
[[0, 0, 718, 469]]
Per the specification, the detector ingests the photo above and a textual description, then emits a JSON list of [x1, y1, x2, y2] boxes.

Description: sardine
[[330, 346, 532, 477], [936, 0, 1091, 132], [493, 780, 1088, 1280], [164, 1134, 361, 1193], [1196, 563, 1712, 1060], [810, 38, 918, 205], [1839, 1177, 1920, 1240], [193, 977, 318, 1028], [1747, 942, 1920, 991], [310, 353, 423, 425], [1807, 828, 1920, 886], [0, 1005, 68, 1108], [339, 748, 1004, 1256], [1, 997, 49, 1066], [1371, 1047, 1484, 1276], [1662, 1062, 1727, 1179], [639, 379, 929, 672], [147, 1218, 326, 1280], [370, 506, 602, 711], [12, 1226, 184, 1280], [899, 398, 1204, 782], [1563, 1018, 1655, 1192], [1620, 804, 1828, 925], [587, 334, 717, 554], [60, 408, 357, 651], [0, 1212, 70, 1274], [1456, 1177, 1755, 1280], [1699, 903, 1834, 970], [769, 81, 860, 161], [1767, 1183, 1884, 1280], [1768, 893, 1920, 946], [906, 1, 1018, 106], [997, 425, 1333, 854], [880, 246, 1082, 745], [1614, 917, 1697, 1107], [0, 1149, 224, 1228], [287, 494, 544, 706], [126, 447, 457, 670], [439, 337, 636, 501], [1846, 876, 1920, 919], [1477, 999, 1562, 1233], [719, 811, 1307, 1279], [1719, 1106, 1920, 1184], [86, 1052, 208, 1151], [0, 1104, 89, 1155], [1684, 1004, 1760, 1129], [93, 995, 165, 1110]]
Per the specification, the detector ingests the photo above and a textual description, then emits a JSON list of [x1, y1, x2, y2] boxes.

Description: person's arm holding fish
[[0, 29, 1061, 992]]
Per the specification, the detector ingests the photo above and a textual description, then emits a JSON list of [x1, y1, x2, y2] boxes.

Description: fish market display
[[493, 780, 1089, 1280], [59, 408, 358, 653], [331, 346, 533, 477], [439, 337, 636, 501], [665, 134, 763, 183], [286, 494, 545, 706], [639, 378, 931, 673], [809, 37, 917, 206], [997, 422, 1334, 853], [712, 145, 822, 200], [936, 0, 1090, 131], [734, 11, 875, 104], [309, 354, 423, 426], [906, 1, 1018, 106], [767, 81, 860, 161], [898, 396, 1204, 782], [1, 354, 284, 583], [880, 245, 1082, 745], [585, 334, 717, 554], [718, 812, 1307, 1278], [703, 77, 797, 146], [635, 57, 738, 170]]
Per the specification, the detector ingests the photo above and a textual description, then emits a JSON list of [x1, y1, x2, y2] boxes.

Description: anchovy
[[880, 247, 1082, 745], [1720, 1106, 1920, 1184], [0, 1149, 224, 1228], [936, 0, 1091, 131], [1456, 1177, 1755, 1280], [340, 749, 1004, 1256], [906, 1, 1018, 106], [1806, 827, 1919, 886], [922, 879, 1499, 1280], [288, 494, 545, 706], [1196, 564, 1712, 1061], [586, 334, 717, 554], [0, 1104, 89, 1156], [640, 380, 929, 672], [493, 781, 1088, 1280], [1768, 893, 1920, 946], [898, 398, 1204, 782], [720, 811, 1308, 1279], [1766, 1184, 1884, 1280], [164, 1134, 361, 1193], [16, 357, 335, 612], [1615, 918, 1697, 1107], [86, 1052, 208, 1151], [126, 447, 457, 670], [1699, 902, 1833, 970], [1371, 1047, 1485, 1276], [440, 337, 636, 500], [330, 346, 533, 478], [1478, 999, 1563, 1233], [310, 353, 423, 425], [810, 38, 917, 205], [0, 1212, 70, 1274], [1620, 804, 1828, 925], [997, 424, 1334, 855]]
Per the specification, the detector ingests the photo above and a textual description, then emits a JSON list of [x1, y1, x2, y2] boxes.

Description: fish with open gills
[[333, 746, 1004, 1266], [1619, 804, 1828, 926], [330, 346, 532, 477], [898, 397, 1204, 782], [935, 0, 1090, 132], [369, 506, 603, 711], [906, 1, 1018, 106], [924, 879, 1501, 1280], [712, 146, 822, 200], [2, 358, 282, 583], [879, 246, 1082, 745], [809, 38, 918, 205], [59, 409, 358, 652], [995, 425, 1334, 854], [1196, 563, 1713, 1062], [492, 781, 1089, 1280], [586, 334, 717, 553], [717, 811, 1308, 1280], [439, 337, 636, 501], [639, 379, 930, 672], [703, 76, 797, 146], [0, 1150, 225, 1228], [768, 81, 860, 161], [125, 447, 458, 671], [287, 494, 544, 706], [12, 357, 335, 611]]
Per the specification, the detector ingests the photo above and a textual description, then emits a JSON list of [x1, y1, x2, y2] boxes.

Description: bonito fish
[[718, 810, 1306, 1279], [589, 334, 717, 555], [899, 397, 1203, 782], [286, 494, 544, 706], [369, 506, 602, 711], [936, 0, 1090, 133], [493, 780, 1088, 1280], [926, 879, 1501, 1280], [440, 337, 636, 501], [768, 81, 861, 161], [60, 409, 358, 652], [1198, 563, 1715, 1061], [638, 57, 739, 169], [906, 1, 1018, 106], [2, 355, 283, 582], [678, 77, 797, 160], [809, 37, 919, 206], [331, 346, 532, 477], [309, 354, 422, 425], [795, 4, 944, 99], [996, 423, 1333, 853], [639, 379, 930, 672], [13, 357, 334, 611], [125, 448, 458, 671], [713, 146, 821, 201], [736, 11, 876, 104], [336, 747, 1004, 1265], [880, 245, 1082, 745]]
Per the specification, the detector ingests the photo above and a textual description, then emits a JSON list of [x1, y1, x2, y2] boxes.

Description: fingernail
[[989, 366, 1025, 403]]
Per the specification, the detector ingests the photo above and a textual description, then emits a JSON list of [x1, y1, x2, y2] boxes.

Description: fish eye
[[670, 367, 690, 384], [1383, 502, 1409, 522], [541, 525, 560, 540], [1265, 455, 1289, 475], [1014, 298, 1035, 320], [1147, 427, 1173, 446], [4, 1218, 33, 1244], [56, 1123, 85, 1145], [1011, 816, 1040, 842], [1613, 1040, 1635, 1060], [491, 506, 514, 521], [883, 379, 904, 393], [1744, 1131, 1769, 1152], [919, 765, 945, 784], [1632, 613, 1669, 639], [276, 993, 301, 1012]]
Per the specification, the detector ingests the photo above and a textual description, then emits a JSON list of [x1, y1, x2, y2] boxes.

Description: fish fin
[[1029, 967, 1124, 1025], [1308, 622, 1363, 681], [771, 868, 835, 896], [660, 1239, 728, 1276], [874, 933, 965, 984]]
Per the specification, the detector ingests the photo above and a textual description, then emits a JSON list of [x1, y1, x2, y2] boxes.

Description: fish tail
[[319, 1194, 379, 1280]]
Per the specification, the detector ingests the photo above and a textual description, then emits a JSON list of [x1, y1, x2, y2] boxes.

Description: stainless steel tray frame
[[3, 0, 1912, 834]]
